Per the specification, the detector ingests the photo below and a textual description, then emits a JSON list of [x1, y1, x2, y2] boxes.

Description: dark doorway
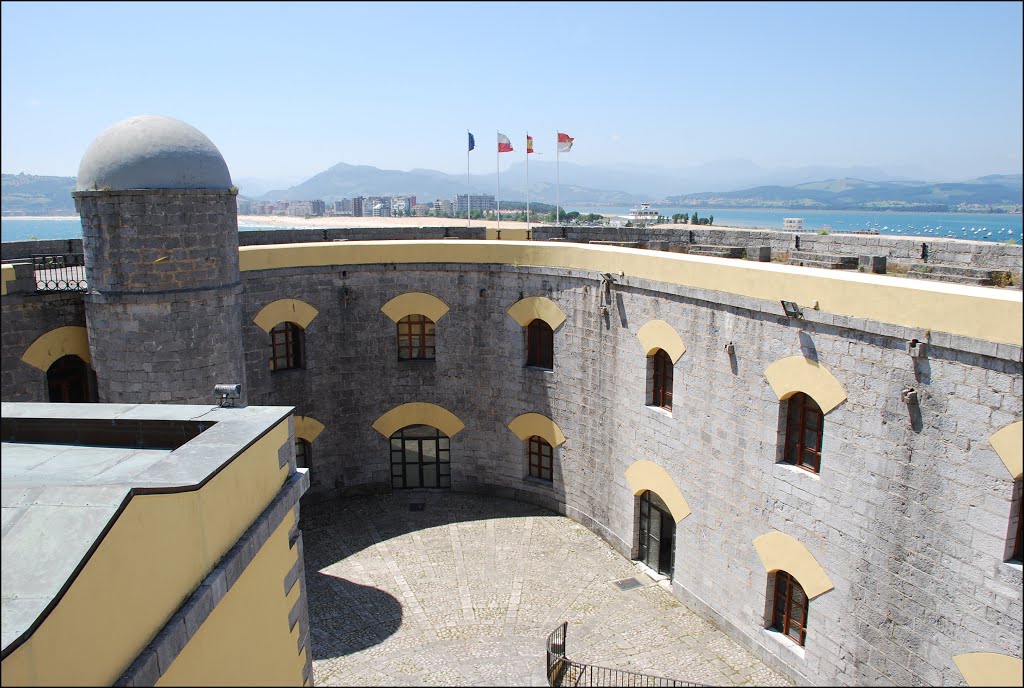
[[389, 425, 450, 489], [638, 490, 676, 578], [46, 355, 96, 403]]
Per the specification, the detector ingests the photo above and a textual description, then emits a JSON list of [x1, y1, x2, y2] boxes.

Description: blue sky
[[2, 1, 1021, 184]]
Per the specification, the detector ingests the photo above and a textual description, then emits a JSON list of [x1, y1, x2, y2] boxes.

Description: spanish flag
[[526, 134, 534, 154]]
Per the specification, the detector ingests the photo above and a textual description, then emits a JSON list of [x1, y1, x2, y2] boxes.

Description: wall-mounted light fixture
[[214, 383, 242, 407], [724, 342, 735, 355], [781, 300, 803, 318], [900, 387, 919, 405], [906, 339, 927, 358]]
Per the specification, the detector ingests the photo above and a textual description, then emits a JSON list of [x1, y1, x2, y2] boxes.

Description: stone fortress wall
[[1, 113, 1020, 686], [2, 235, 1022, 686]]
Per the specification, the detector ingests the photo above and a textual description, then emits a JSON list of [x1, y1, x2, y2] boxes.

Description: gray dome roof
[[76, 115, 232, 191]]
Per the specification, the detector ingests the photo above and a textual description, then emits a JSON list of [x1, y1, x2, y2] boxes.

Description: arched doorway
[[638, 490, 676, 578], [46, 354, 96, 403], [390, 424, 450, 489]]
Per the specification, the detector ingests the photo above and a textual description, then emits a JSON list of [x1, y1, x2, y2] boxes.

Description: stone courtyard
[[301, 492, 791, 686]]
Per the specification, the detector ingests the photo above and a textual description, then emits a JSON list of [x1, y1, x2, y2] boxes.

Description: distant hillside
[[665, 176, 1023, 212], [2, 173, 76, 215], [258, 162, 640, 206]]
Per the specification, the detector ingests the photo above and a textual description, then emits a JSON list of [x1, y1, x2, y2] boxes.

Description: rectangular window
[[528, 435, 553, 481]]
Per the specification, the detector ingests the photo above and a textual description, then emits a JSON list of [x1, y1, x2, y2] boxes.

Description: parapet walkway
[[302, 492, 791, 687]]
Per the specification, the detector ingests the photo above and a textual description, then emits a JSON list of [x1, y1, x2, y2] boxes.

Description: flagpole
[[467, 130, 471, 228], [496, 131, 500, 238], [556, 131, 560, 226], [526, 133, 530, 236]]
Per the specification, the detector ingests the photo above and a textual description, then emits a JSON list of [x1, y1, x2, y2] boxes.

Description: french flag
[[497, 132, 513, 153]]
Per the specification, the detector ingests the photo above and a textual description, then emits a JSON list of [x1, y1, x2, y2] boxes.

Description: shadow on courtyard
[[301, 490, 563, 662], [307, 570, 403, 661]]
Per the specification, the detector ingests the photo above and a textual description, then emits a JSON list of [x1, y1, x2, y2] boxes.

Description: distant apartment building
[[310, 200, 326, 216], [364, 196, 389, 217], [433, 199, 453, 216], [352, 197, 364, 217], [454, 194, 496, 213], [412, 203, 431, 217], [390, 196, 412, 217], [236, 198, 254, 214], [334, 199, 354, 215]]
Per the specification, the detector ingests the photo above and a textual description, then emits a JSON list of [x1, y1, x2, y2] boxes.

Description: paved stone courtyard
[[302, 492, 791, 687]]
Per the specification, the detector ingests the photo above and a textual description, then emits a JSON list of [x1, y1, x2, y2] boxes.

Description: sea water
[[2, 209, 1021, 244]]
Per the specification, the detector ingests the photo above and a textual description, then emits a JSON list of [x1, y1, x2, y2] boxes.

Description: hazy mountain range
[[2, 162, 1021, 216]]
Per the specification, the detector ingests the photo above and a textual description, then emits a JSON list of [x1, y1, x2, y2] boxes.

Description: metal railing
[[32, 254, 87, 292], [546, 622, 705, 687]]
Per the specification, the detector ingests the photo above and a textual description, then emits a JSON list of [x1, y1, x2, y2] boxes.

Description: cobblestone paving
[[302, 492, 791, 687]]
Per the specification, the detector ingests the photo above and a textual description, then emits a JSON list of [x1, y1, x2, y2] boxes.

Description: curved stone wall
[[237, 242, 1022, 685]]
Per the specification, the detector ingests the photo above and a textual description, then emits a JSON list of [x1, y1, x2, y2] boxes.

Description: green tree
[[690, 212, 699, 225], [708, 215, 713, 225]]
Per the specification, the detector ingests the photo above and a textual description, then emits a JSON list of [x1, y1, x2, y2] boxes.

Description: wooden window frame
[[771, 571, 808, 646], [397, 314, 436, 361], [528, 435, 553, 481], [650, 349, 673, 410], [270, 322, 303, 372], [526, 319, 554, 369], [783, 392, 823, 473]]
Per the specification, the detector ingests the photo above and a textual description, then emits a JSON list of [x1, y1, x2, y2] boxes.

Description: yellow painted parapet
[[507, 413, 566, 447], [21, 326, 92, 371], [764, 356, 847, 414], [989, 421, 1023, 479], [380, 292, 450, 323], [253, 298, 319, 333], [752, 531, 834, 600], [293, 415, 326, 443], [507, 296, 566, 329], [1, 263, 16, 296], [636, 320, 686, 363], [624, 460, 692, 522], [157, 510, 305, 687], [238, 241, 1023, 346], [0, 419, 291, 686], [953, 652, 1023, 687], [371, 402, 465, 438]]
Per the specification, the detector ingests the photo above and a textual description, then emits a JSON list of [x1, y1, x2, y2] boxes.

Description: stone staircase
[[788, 251, 859, 270], [905, 263, 1013, 287]]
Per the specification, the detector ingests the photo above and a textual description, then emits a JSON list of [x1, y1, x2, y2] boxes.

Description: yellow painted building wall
[[0, 420, 290, 686], [157, 509, 305, 687]]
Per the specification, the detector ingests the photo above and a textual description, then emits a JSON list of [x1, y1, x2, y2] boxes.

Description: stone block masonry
[[239, 258, 1021, 686], [72, 189, 247, 405]]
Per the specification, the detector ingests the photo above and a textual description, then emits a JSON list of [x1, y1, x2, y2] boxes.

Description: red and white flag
[[497, 132, 513, 153], [557, 132, 574, 152], [526, 134, 534, 154]]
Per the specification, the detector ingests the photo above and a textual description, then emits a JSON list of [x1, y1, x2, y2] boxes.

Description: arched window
[[390, 424, 450, 489], [527, 319, 553, 369], [771, 571, 809, 646], [295, 438, 311, 470], [270, 322, 303, 371], [397, 314, 436, 360], [46, 354, 96, 403], [784, 392, 823, 473], [649, 348, 673, 410], [638, 490, 676, 578], [528, 435, 553, 481]]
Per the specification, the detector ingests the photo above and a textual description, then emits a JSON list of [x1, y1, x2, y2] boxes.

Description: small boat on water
[[628, 203, 660, 225]]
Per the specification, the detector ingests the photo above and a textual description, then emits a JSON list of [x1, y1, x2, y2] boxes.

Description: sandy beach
[[237, 214, 534, 231]]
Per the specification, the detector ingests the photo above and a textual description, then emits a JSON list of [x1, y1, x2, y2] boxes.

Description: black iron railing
[[32, 254, 87, 292], [546, 622, 704, 687]]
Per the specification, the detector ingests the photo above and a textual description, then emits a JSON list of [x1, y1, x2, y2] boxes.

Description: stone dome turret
[[76, 115, 232, 191]]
